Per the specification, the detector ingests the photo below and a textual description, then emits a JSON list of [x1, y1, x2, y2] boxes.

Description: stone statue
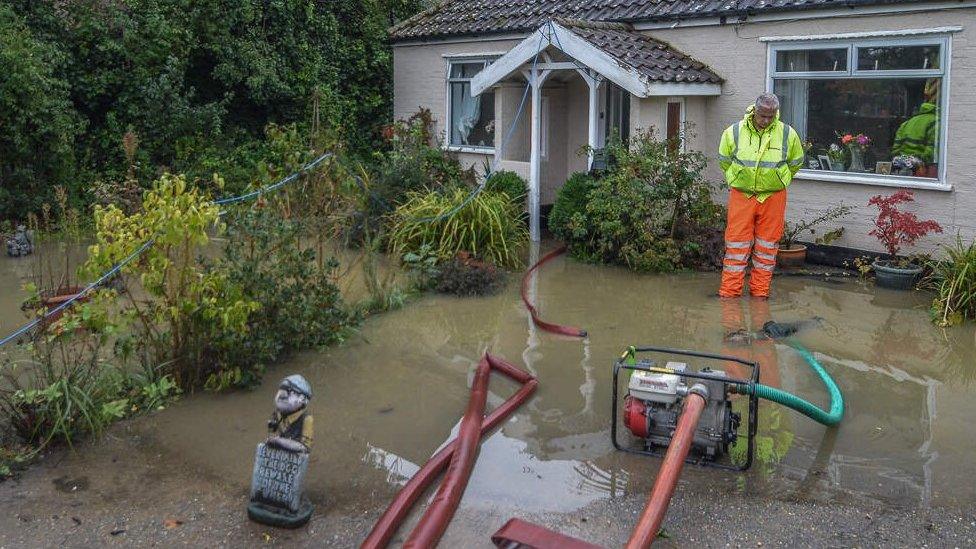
[[5, 225, 34, 257], [247, 374, 314, 528]]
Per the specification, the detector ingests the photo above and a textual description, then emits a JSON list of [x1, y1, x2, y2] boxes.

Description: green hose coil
[[733, 340, 844, 426]]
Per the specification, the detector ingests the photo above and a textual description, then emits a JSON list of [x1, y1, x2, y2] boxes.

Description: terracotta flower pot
[[872, 260, 922, 290], [777, 244, 807, 268]]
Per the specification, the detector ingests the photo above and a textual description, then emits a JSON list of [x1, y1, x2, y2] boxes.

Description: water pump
[[612, 347, 760, 470]]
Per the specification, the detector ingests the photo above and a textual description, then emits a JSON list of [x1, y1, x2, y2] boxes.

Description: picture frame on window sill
[[876, 161, 893, 175], [817, 155, 831, 171], [808, 158, 822, 170]]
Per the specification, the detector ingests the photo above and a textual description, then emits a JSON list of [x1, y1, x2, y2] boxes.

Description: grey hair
[[755, 92, 780, 110]]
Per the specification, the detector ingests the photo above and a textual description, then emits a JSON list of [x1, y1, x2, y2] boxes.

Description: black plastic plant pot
[[873, 260, 922, 290]]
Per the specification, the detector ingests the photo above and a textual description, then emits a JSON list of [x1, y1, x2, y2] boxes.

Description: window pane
[[774, 77, 941, 178], [775, 48, 847, 72], [450, 62, 486, 79], [857, 44, 940, 71], [450, 83, 495, 147]]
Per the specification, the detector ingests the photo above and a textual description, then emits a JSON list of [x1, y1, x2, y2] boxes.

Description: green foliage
[[781, 203, 853, 249], [548, 172, 598, 241], [4, 0, 426, 221], [926, 236, 976, 327], [0, 290, 179, 453], [562, 131, 723, 272], [370, 110, 473, 216], [402, 244, 441, 292], [389, 188, 529, 269], [0, 4, 81, 220], [83, 173, 259, 388], [483, 170, 527, 205], [218, 203, 358, 387]]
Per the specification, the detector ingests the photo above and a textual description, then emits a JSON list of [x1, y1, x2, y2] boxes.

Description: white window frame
[[766, 34, 952, 191], [445, 57, 496, 154]]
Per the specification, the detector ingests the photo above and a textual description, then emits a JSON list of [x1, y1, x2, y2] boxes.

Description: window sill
[[794, 170, 952, 192], [445, 145, 495, 155]]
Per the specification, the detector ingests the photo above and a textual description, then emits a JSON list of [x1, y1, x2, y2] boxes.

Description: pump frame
[[611, 346, 760, 472]]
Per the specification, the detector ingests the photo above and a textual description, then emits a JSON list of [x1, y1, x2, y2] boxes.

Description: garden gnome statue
[[5, 225, 34, 257], [247, 374, 315, 528]]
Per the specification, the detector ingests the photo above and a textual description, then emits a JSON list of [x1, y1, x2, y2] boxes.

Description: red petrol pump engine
[[613, 347, 760, 471]]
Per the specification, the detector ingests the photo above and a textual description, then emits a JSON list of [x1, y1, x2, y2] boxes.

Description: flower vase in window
[[840, 133, 871, 172]]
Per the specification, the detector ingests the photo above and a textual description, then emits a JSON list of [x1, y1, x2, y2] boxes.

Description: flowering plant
[[868, 190, 942, 258], [840, 132, 871, 152], [827, 143, 845, 162], [892, 155, 923, 170]]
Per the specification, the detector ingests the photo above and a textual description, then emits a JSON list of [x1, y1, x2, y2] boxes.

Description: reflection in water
[[362, 443, 420, 487]]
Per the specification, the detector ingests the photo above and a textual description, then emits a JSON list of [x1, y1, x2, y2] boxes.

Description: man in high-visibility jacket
[[892, 79, 940, 163], [717, 93, 804, 298]]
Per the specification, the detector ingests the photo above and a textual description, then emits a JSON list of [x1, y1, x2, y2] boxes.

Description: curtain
[[454, 83, 482, 145]]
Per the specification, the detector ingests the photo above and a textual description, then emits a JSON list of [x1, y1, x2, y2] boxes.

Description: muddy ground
[[1, 419, 973, 548]]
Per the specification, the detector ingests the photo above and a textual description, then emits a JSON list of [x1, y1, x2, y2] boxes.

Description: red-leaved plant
[[868, 190, 942, 257]]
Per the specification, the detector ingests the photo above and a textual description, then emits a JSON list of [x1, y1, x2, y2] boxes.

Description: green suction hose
[[732, 340, 844, 426]]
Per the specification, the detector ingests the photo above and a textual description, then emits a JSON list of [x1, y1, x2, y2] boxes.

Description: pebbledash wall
[[392, 7, 976, 253]]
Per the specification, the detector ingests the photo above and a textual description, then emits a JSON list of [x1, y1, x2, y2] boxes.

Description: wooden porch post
[[576, 69, 603, 170], [528, 67, 551, 242]]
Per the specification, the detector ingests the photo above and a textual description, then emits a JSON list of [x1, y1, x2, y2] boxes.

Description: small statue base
[[247, 497, 313, 529]]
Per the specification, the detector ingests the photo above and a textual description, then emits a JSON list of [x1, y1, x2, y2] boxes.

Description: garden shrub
[[926, 236, 976, 327], [484, 170, 527, 205], [557, 131, 723, 272], [0, 289, 180, 463], [218, 204, 359, 386], [548, 172, 598, 241], [434, 256, 507, 297], [388, 188, 528, 269], [83, 173, 260, 389]]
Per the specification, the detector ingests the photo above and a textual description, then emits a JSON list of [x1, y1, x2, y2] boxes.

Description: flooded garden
[[2, 233, 976, 545]]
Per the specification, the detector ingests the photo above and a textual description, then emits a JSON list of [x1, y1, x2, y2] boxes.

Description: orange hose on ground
[[521, 246, 587, 338], [625, 393, 707, 549], [403, 357, 490, 547], [361, 353, 537, 549]]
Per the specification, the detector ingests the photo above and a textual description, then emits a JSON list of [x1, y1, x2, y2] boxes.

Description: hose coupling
[[688, 383, 709, 400]]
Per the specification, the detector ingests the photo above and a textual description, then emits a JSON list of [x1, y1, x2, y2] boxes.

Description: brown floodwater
[[2, 241, 976, 521]]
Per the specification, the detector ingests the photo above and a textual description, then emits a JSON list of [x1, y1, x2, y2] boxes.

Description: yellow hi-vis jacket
[[718, 106, 805, 203]]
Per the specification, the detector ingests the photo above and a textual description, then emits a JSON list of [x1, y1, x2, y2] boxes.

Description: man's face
[[752, 104, 777, 131], [275, 386, 307, 414]]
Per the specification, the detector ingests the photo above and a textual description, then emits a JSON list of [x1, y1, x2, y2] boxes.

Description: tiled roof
[[390, 0, 928, 41], [561, 20, 722, 84]]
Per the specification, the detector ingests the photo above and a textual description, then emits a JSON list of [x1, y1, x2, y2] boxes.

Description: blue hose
[[734, 340, 844, 426]]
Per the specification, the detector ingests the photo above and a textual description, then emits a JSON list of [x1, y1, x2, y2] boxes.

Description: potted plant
[[868, 190, 943, 289], [779, 203, 852, 268], [826, 143, 846, 171], [840, 132, 871, 172]]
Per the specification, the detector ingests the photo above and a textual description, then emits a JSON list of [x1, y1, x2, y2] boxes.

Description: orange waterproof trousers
[[719, 188, 787, 298]]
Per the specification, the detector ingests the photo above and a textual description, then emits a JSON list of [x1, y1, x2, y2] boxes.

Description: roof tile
[[391, 0, 928, 41]]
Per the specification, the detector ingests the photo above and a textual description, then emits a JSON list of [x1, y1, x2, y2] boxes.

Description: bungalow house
[[389, 0, 976, 252]]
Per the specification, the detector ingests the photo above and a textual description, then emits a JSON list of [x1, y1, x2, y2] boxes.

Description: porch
[[470, 20, 723, 240]]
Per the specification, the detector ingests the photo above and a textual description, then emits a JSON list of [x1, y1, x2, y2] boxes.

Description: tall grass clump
[[388, 188, 528, 268], [926, 236, 976, 326]]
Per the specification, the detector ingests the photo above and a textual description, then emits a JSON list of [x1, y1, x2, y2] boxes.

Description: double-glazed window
[[769, 36, 948, 182], [447, 60, 496, 150]]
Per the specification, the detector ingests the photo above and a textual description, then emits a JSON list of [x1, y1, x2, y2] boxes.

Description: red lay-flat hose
[[361, 353, 537, 549], [626, 392, 707, 549], [521, 246, 587, 338], [403, 358, 490, 547]]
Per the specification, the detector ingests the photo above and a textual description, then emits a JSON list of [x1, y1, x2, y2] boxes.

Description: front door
[[604, 82, 630, 145]]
